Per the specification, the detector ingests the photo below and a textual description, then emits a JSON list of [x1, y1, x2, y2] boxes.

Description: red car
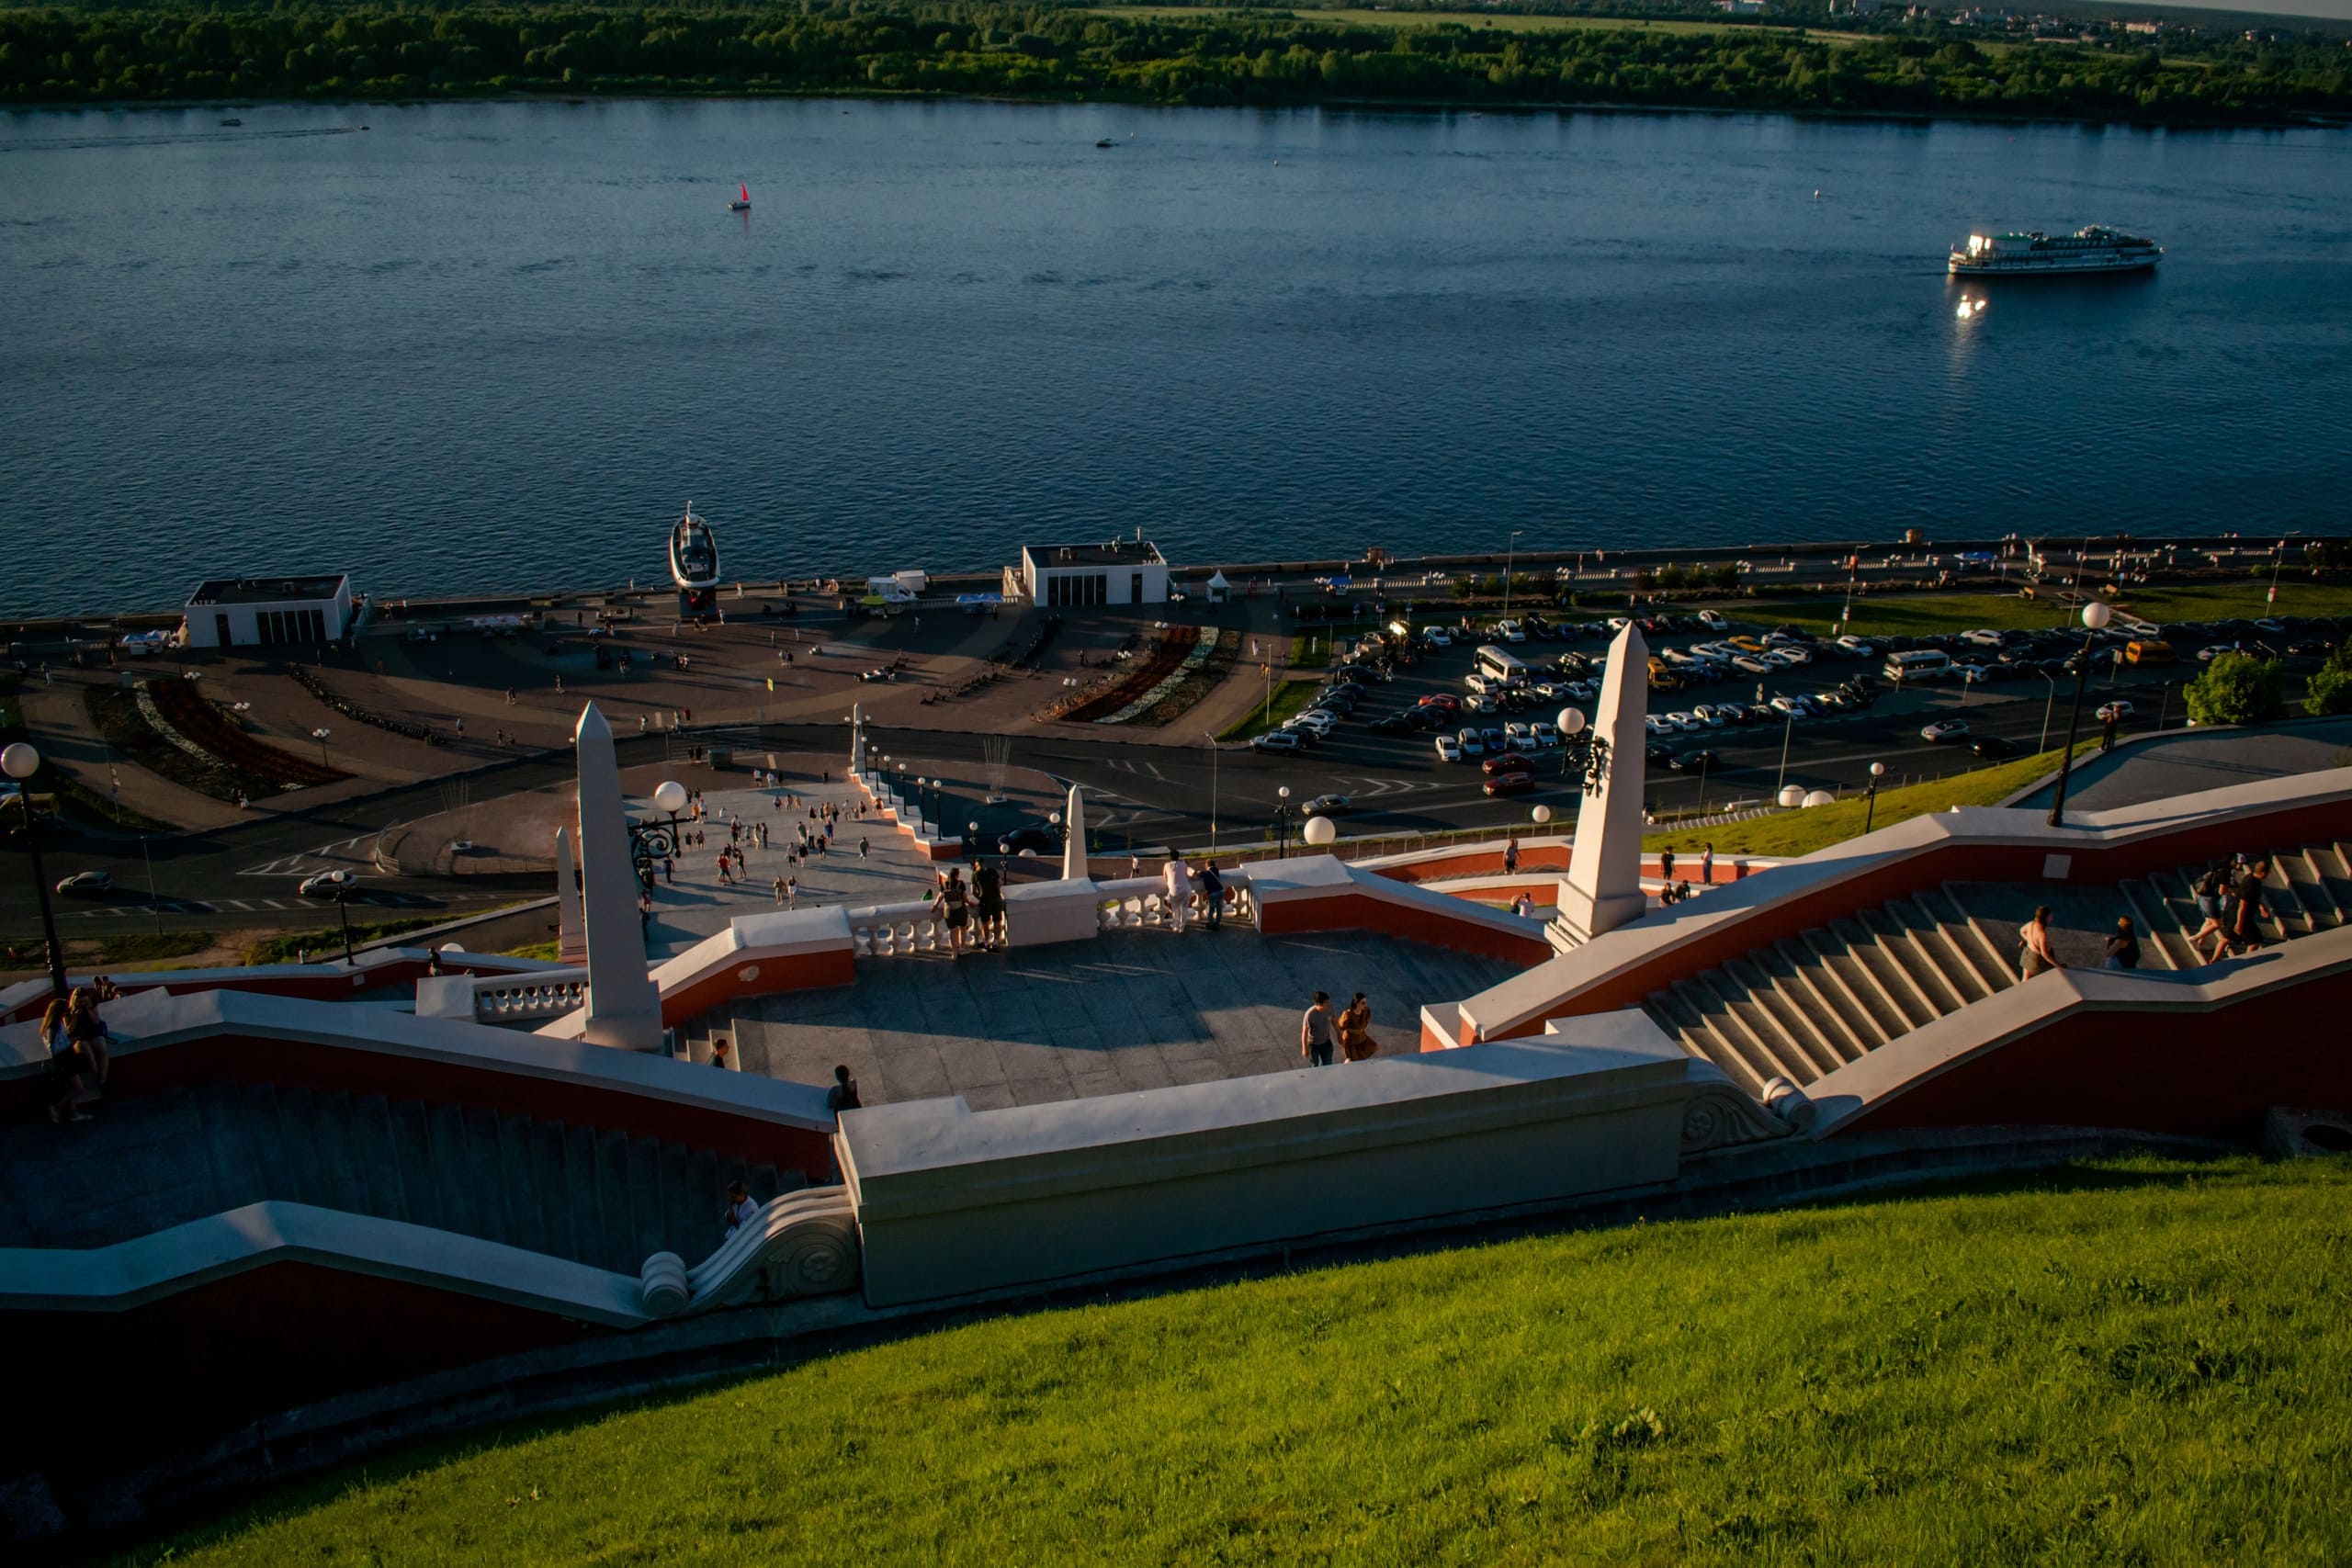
[[1419, 693, 1460, 712], [1481, 753, 1532, 779], [1483, 773, 1536, 798]]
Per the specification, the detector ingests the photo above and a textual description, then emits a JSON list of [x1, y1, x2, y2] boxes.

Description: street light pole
[[1275, 785, 1293, 859], [2037, 669, 2057, 753], [1863, 761, 1886, 834], [2, 743, 69, 1000], [312, 726, 332, 769], [2046, 602, 2114, 829], [141, 833, 161, 938], [1503, 529, 1525, 617], [1203, 731, 1219, 851], [1774, 707, 1795, 798], [334, 886, 356, 964]]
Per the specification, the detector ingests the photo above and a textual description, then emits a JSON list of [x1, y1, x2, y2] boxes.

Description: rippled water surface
[[3, 98, 2348, 615]]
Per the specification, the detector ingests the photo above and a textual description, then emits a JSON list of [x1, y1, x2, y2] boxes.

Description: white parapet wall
[[840, 1009, 1762, 1309]]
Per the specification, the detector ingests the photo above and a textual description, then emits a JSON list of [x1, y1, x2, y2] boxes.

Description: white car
[[1758, 650, 1797, 670], [1433, 734, 1464, 763], [1775, 646, 1813, 666], [299, 869, 359, 897], [1464, 672, 1498, 695], [1288, 713, 1337, 737], [1770, 694, 1808, 718], [1464, 693, 1498, 715], [2096, 700, 2136, 723], [1424, 628, 1454, 648], [1962, 628, 2005, 649], [1668, 711, 1702, 733], [1836, 635, 1877, 656], [1496, 622, 1527, 644], [1532, 721, 1560, 745], [1564, 681, 1598, 702], [1694, 705, 1731, 728], [1921, 718, 1972, 743], [1607, 616, 1632, 631], [1504, 721, 1533, 745], [1251, 731, 1303, 754], [1456, 728, 1487, 758], [1732, 655, 1772, 676], [1644, 716, 1670, 736], [1696, 611, 1728, 629]]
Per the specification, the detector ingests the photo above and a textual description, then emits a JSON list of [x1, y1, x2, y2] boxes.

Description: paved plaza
[[707, 929, 1520, 1111], [2009, 716, 2352, 813]]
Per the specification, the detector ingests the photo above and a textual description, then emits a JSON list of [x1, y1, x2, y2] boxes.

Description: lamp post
[[334, 885, 356, 964], [1274, 785, 1294, 858], [2046, 601, 2113, 829], [1502, 528, 1525, 617], [1773, 704, 1795, 798], [967, 819, 980, 860], [626, 778, 687, 880], [311, 726, 332, 769], [2, 743, 69, 999], [1203, 730, 1220, 851], [1554, 707, 1608, 792], [1863, 761, 1886, 834], [2036, 668, 2058, 753]]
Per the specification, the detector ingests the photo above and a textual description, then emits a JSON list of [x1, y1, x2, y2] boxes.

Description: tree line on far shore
[[5, 2, 2350, 122]]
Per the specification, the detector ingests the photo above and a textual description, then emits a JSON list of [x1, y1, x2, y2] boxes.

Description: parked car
[[1921, 719, 1973, 743], [298, 869, 359, 897], [1669, 749, 1719, 773], [1483, 772, 1537, 798], [1368, 712, 1415, 736], [1303, 794, 1351, 817], [1433, 735, 1464, 763], [1251, 731, 1304, 754], [1456, 728, 1487, 758], [1483, 752, 1533, 778], [1972, 735, 2021, 761], [55, 870, 112, 896]]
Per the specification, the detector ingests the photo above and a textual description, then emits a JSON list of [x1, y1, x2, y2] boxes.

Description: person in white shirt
[[1162, 851, 1193, 932], [722, 1179, 758, 1238]]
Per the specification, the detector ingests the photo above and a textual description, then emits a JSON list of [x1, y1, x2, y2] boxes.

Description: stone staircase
[[1641, 840, 2352, 1100], [0, 1081, 808, 1274]]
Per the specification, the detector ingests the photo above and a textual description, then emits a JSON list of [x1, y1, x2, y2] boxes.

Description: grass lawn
[[1644, 739, 2094, 857], [1216, 677, 1325, 741], [137, 1155, 2352, 1564], [1747, 582, 2352, 643], [1290, 630, 1332, 670], [1091, 6, 1863, 41]]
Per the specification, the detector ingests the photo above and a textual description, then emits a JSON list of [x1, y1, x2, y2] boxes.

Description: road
[[0, 632, 2214, 945]]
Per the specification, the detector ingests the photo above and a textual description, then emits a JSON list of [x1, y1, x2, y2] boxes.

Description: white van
[[1884, 649, 1951, 684]]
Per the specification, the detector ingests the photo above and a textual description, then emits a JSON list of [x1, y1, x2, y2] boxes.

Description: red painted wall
[[2, 1030, 833, 1180], [660, 946, 856, 1025], [0, 1261, 604, 1477], [1840, 964, 2352, 1139]]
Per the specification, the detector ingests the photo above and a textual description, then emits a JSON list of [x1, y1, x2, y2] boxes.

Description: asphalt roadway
[[0, 631, 2217, 947]]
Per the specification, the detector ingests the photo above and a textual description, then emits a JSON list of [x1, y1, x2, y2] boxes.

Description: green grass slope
[[134, 1156, 2352, 1565]]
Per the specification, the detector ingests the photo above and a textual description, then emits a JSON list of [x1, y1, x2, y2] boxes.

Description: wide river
[[3, 97, 2348, 617]]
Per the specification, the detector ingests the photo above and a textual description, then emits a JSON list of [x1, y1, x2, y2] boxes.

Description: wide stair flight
[[0, 1081, 808, 1274], [1641, 840, 2352, 1099]]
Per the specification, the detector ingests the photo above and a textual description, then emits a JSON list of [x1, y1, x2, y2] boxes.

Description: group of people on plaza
[[1299, 989, 1378, 1066], [40, 984, 117, 1124]]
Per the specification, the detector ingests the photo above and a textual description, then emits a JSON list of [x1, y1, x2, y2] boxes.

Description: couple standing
[[1300, 989, 1375, 1067]]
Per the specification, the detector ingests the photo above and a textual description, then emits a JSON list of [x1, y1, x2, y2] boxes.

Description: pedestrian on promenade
[[1340, 991, 1375, 1061], [711, 1038, 731, 1072], [2189, 860, 2232, 962], [2231, 856, 2272, 955], [723, 1180, 758, 1238], [786, 876, 798, 910], [1510, 892, 1535, 918], [1199, 861, 1225, 930], [42, 995, 97, 1124], [1301, 992, 1337, 1067], [939, 868, 970, 955], [773, 875, 786, 907], [2018, 907, 2063, 980], [1659, 847, 1676, 885], [453, 717, 464, 739], [716, 853, 733, 886], [1503, 838, 1520, 875], [1702, 843, 1715, 885], [825, 1065, 862, 1118], [506, 688, 516, 705], [974, 860, 1005, 949], [1162, 850, 1193, 931], [2105, 917, 2141, 971], [858, 836, 869, 859]]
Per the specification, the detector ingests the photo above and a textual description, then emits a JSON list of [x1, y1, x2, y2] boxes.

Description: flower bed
[[1061, 627, 1199, 723], [1100, 629, 1227, 725], [96, 678, 350, 801]]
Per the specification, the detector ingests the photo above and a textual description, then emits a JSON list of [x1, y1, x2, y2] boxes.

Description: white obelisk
[[1061, 784, 1088, 881], [573, 704, 663, 1051], [1555, 622, 1651, 944]]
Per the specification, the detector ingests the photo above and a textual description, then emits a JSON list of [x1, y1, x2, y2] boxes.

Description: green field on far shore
[[134, 1155, 2352, 1565], [1741, 582, 2352, 642], [1091, 6, 1867, 42]]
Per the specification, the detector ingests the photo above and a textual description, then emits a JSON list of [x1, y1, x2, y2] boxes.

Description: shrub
[[2185, 652, 2284, 728]]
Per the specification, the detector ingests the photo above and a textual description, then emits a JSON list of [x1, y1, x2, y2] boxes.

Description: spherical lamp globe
[[1531, 804, 1554, 825], [1555, 707, 1588, 738], [652, 780, 688, 815], [1, 742, 39, 782], [1777, 784, 1806, 809], [1802, 789, 1838, 808], [1303, 815, 1338, 847], [2082, 601, 2112, 631], [1870, 761, 1886, 780]]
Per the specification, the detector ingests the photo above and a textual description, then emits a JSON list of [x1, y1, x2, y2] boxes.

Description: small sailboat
[[1095, 139, 1115, 149], [729, 181, 751, 212]]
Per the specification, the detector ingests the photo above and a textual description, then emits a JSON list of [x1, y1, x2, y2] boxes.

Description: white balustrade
[[848, 899, 950, 956], [445, 967, 590, 1023]]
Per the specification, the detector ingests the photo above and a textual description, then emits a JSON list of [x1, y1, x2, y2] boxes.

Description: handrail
[[638, 1187, 861, 1317]]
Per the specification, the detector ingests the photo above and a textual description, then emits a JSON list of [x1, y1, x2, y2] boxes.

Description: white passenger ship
[[1948, 225, 2162, 276], [670, 504, 722, 612]]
